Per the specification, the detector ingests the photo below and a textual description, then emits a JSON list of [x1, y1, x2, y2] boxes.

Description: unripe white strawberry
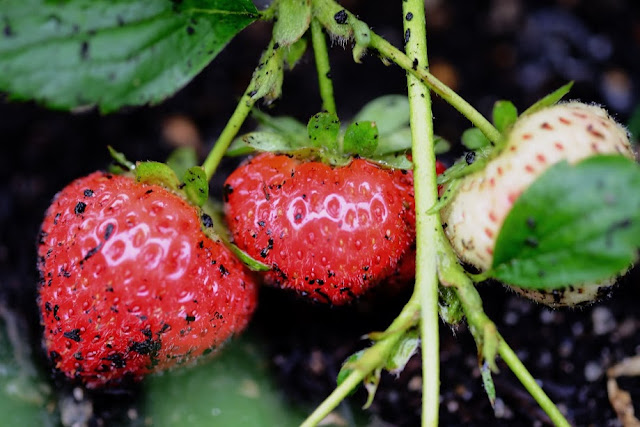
[[441, 102, 635, 306]]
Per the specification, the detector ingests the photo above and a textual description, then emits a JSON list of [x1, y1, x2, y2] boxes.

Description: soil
[[2, 1, 640, 426]]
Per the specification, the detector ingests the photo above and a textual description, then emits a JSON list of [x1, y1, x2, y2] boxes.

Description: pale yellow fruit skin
[[440, 102, 635, 306]]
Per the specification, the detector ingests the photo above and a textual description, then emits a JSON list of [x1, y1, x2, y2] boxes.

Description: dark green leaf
[[273, 0, 311, 47], [343, 121, 379, 157], [183, 166, 208, 207], [521, 81, 574, 117], [385, 329, 420, 376], [307, 112, 340, 151], [166, 147, 199, 179], [461, 128, 490, 150], [353, 95, 409, 135], [492, 156, 640, 289], [135, 161, 180, 190], [0, 0, 258, 113], [492, 100, 518, 133], [143, 336, 306, 426]]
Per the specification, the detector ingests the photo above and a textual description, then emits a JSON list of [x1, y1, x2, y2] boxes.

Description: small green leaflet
[[385, 329, 420, 376], [307, 112, 340, 151], [480, 362, 496, 408], [492, 156, 640, 289], [135, 161, 180, 191], [492, 100, 518, 133], [0, 0, 258, 112], [343, 121, 379, 157], [461, 128, 490, 150], [182, 166, 208, 207], [352, 95, 410, 135], [521, 81, 574, 116]]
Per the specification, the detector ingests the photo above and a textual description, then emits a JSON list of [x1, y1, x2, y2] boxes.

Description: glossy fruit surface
[[224, 153, 416, 305], [38, 171, 257, 387]]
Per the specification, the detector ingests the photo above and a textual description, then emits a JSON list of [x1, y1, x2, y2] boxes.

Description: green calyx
[[227, 95, 449, 169]]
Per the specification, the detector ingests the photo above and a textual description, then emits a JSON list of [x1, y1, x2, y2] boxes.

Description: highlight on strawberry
[[37, 162, 258, 388], [440, 101, 637, 307], [223, 96, 448, 305]]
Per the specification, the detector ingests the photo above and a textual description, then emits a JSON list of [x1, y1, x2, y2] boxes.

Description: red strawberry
[[37, 171, 258, 388], [441, 102, 635, 306], [223, 153, 416, 305]]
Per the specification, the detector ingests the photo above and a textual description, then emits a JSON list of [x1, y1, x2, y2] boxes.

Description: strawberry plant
[[1, 1, 639, 426]]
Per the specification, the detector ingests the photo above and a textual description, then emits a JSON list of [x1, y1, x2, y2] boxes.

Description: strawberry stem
[[367, 32, 503, 146], [300, 293, 422, 427], [202, 89, 257, 181], [402, 0, 440, 425], [311, 18, 337, 116]]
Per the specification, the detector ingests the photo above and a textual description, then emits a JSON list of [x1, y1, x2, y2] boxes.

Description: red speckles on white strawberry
[[441, 102, 635, 306]]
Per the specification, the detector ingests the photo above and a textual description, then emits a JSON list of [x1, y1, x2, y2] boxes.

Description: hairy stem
[[311, 18, 337, 115], [368, 32, 502, 145], [301, 293, 422, 426], [202, 90, 256, 180], [402, 1, 440, 425]]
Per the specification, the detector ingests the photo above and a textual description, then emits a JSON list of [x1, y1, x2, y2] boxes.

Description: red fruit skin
[[224, 153, 416, 305], [37, 171, 258, 388]]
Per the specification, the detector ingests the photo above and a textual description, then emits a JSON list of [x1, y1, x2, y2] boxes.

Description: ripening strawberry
[[440, 102, 635, 306], [37, 171, 258, 388], [223, 153, 416, 305]]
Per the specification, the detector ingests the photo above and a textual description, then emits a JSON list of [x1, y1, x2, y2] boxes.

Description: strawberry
[[37, 171, 258, 388], [440, 102, 635, 306], [223, 152, 416, 305]]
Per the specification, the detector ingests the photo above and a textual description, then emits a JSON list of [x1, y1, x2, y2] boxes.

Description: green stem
[[301, 292, 422, 426], [368, 32, 502, 146], [401, 1, 440, 426], [310, 18, 337, 115], [498, 339, 572, 427], [201, 89, 256, 181]]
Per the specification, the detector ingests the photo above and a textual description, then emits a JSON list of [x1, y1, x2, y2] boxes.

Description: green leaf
[[273, 0, 311, 47], [492, 100, 518, 133], [307, 112, 340, 151], [343, 121, 379, 157], [336, 350, 365, 394], [183, 166, 208, 207], [385, 329, 420, 376], [461, 128, 490, 150], [521, 81, 574, 117], [0, 309, 53, 426], [353, 95, 410, 135], [227, 132, 300, 156], [135, 161, 181, 191], [167, 147, 199, 178], [0, 0, 258, 113], [252, 109, 308, 143], [372, 153, 413, 170], [481, 362, 496, 408], [285, 38, 308, 70], [492, 156, 640, 289], [143, 336, 306, 427], [433, 135, 452, 154]]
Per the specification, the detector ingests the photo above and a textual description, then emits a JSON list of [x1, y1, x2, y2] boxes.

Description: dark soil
[[2, 1, 640, 426]]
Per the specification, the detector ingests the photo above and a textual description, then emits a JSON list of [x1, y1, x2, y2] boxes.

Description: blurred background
[[1, 0, 640, 425]]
